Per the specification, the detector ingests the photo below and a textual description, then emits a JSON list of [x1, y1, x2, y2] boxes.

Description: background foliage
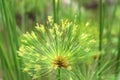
[[0, 0, 120, 80]]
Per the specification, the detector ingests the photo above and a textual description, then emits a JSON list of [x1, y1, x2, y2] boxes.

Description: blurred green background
[[0, 0, 120, 80]]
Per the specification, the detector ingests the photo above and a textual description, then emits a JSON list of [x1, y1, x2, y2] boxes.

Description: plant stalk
[[98, 0, 103, 79], [116, 23, 120, 80], [53, 0, 59, 23], [99, 0, 103, 52], [57, 68, 61, 80]]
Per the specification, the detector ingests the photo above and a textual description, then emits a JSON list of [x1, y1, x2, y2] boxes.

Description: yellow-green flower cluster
[[18, 16, 98, 79]]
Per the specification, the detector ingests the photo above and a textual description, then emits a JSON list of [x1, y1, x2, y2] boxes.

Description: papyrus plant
[[18, 16, 98, 80]]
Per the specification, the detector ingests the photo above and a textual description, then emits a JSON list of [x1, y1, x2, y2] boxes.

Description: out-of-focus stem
[[57, 68, 61, 80], [53, 0, 59, 23], [116, 24, 120, 80], [98, 0, 103, 79]]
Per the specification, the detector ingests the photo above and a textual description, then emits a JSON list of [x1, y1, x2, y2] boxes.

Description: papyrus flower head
[[18, 16, 98, 79]]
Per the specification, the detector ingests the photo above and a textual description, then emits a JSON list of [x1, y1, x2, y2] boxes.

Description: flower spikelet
[[18, 17, 98, 79]]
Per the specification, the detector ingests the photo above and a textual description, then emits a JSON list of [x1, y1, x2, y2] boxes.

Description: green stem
[[110, 0, 118, 26], [53, 0, 56, 22], [57, 68, 61, 80], [98, 0, 103, 79], [0, 0, 21, 79], [53, 0, 59, 23], [0, 44, 16, 80], [78, 0, 81, 22], [21, 0, 25, 32], [107, 0, 117, 43], [99, 0, 103, 52], [116, 23, 120, 80]]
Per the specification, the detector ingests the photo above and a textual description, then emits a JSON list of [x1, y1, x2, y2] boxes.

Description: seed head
[[18, 16, 98, 79]]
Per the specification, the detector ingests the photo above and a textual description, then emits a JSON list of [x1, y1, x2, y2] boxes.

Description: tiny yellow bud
[[32, 75, 39, 79], [86, 22, 90, 26], [89, 39, 96, 43], [46, 42, 50, 47], [21, 40, 27, 43], [31, 31, 37, 39], [36, 23, 39, 27], [35, 53, 40, 57], [48, 16, 53, 22], [18, 52, 24, 57], [81, 33, 87, 39], [67, 66, 72, 70], [41, 56, 47, 60], [69, 77, 73, 80], [84, 48, 90, 52], [54, 24, 59, 30], [23, 32, 29, 38], [58, 32, 63, 37], [49, 28, 54, 34], [40, 25, 45, 33], [23, 68, 29, 72], [34, 65, 41, 70], [36, 24, 45, 33]]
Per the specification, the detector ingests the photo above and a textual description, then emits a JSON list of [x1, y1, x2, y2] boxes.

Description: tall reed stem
[[0, 0, 29, 79], [53, 0, 59, 23], [0, 43, 15, 80], [116, 24, 120, 80], [1, 0, 21, 79], [98, 0, 103, 79], [78, 0, 81, 22], [99, 0, 103, 52]]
